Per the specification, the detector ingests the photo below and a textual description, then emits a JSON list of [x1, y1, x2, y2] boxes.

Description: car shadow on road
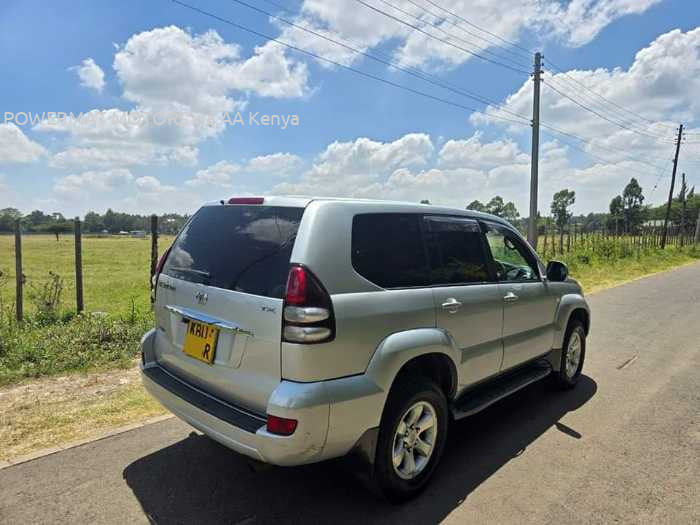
[[123, 375, 596, 525]]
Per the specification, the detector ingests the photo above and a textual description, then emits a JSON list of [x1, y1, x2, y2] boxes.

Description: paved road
[[2, 263, 700, 524]]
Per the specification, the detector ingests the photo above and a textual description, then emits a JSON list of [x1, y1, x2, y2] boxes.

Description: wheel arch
[[553, 294, 591, 349], [365, 328, 460, 401]]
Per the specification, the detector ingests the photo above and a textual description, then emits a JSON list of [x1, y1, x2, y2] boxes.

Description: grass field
[[0, 234, 174, 316]]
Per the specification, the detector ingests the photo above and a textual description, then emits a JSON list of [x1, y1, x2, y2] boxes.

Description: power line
[[372, 0, 530, 70], [402, 0, 532, 62], [172, 0, 679, 183], [541, 130, 668, 179], [170, 0, 530, 127], [419, 0, 534, 57], [353, 0, 531, 75], [226, 0, 532, 125], [545, 57, 694, 135], [543, 79, 675, 141], [399, 1, 691, 140]]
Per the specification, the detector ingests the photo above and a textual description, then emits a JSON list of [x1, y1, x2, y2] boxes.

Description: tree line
[[461, 176, 699, 236], [0, 208, 188, 238]]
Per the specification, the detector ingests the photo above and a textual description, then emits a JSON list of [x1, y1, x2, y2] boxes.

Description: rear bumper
[[141, 329, 385, 466]]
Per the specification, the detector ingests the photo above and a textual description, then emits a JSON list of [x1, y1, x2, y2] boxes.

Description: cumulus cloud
[[43, 26, 309, 171], [0, 123, 46, 164], [186, 161, 240, 188], [276, 0, 661, 72], [70, 58, 105, 92], [245, 153, 303, 175], [54, 168, 134, 197]]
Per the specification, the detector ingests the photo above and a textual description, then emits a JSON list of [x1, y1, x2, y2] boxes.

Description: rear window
[[162, 205, 304, 298], [351, 213, 431, 288]]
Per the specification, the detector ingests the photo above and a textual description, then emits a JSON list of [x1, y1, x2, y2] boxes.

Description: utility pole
[[661, 124, 683, 249], [527, 52, 542, 249]]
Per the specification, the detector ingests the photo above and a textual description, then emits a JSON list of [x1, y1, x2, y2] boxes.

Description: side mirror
[[546, 261, 568, 282]]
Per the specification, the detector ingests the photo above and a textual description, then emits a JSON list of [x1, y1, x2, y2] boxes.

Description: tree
[[466, 200, 486, 212], [0, 208, 22, 232], [551, 189, 576, 252], [500, 201, 520, 223], [609, 195, 623, 234], [622, 178, 645, 233], [41, 221, 72, 241], [419, 199, 431, 205]]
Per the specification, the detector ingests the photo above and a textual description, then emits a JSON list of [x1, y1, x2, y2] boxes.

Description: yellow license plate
[[183, 320, 219, 364]]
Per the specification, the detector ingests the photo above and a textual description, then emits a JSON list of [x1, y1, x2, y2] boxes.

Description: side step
[[451, 362, 552, 420]]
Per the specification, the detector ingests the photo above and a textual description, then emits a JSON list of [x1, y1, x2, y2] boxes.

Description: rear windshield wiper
[[168, 267, 211, 278]]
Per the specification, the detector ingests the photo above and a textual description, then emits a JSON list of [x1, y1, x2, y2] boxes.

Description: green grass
[[0, 313, 152, 386], [0, 234, 174, 316]]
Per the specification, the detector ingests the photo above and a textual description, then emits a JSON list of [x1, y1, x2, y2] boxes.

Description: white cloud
[[70, 58, 105, 92], [246, 153, 303, 175], [54, 168, 134, 197], [0, 123, 46, 164], [438, 133, 529, 169], [186, 161, 240, 188], [185, 153, 303, 187], [276, 0, 661, 72], [473, 27, 700, 159], [113, 26, 308, 113], [41, 26, 310, 171]]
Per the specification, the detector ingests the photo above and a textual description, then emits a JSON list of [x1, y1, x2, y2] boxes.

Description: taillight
[[282, 264, 335, 344], [266, 414, 298, 436]]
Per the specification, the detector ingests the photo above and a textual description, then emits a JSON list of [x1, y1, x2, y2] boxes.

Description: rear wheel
[[374, 378, 448, 502], [550, 320, 586, 389]]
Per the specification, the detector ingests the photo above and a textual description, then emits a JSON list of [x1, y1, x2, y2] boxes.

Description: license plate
[[183, 320, 219, 364]]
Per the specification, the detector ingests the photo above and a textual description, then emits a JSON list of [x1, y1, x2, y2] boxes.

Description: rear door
[[481, 222, 557, 370], [153, 204, 304, 413], [425, 216, 504, 388]]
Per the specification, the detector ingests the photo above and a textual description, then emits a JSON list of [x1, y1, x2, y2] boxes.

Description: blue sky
[[2, 0, 700, 217]]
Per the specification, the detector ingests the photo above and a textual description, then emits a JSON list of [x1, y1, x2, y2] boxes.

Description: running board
[[451, 362, 552, 420]]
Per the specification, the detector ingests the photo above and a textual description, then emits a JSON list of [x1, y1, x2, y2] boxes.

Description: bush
[[0, 311, 152, 386]]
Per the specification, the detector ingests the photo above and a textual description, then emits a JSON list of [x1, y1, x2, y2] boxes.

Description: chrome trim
[[284, 306, 330, 323], [283, 325, 332, 343], [165, 305, 255, 337]]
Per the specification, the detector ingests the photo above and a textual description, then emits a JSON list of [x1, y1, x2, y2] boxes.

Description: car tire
[[374, 377, 448, 503], [550, 320, 586, 390]]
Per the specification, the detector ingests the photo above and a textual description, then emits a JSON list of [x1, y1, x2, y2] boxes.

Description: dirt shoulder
[[0, 364, 166, 462]]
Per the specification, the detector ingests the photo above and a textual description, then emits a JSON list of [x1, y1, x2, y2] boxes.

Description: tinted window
[[352, 214, 430, 288], [162, 205, 303, 298], [482, 222, 539, 281], [424, 217, 491, 285]]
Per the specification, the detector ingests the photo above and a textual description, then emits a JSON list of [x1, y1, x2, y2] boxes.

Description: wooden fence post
[[150, 215, 159, 289], [14, 219, 23, 322], [74, 218, 84, 313]]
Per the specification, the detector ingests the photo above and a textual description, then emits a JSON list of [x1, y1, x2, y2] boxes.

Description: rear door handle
[[441, 298, 463, 313], [503, 291, 519, 303]]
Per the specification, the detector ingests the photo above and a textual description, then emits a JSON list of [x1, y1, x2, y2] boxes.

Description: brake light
[[282, 265, 335, 344], [227, 197, 265, 204], [266, 414, 298, 436], [285, 266, 307, 305]]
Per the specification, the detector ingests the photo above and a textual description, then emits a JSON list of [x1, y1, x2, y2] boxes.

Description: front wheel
[[374, 378, 448, 502], [550, 320, 586, 389]]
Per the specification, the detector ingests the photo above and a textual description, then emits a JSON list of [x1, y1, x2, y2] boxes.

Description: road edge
[[0, 414, 174, 471]]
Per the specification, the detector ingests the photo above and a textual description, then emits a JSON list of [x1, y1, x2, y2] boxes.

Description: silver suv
[[141, 196, 590, 501]]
